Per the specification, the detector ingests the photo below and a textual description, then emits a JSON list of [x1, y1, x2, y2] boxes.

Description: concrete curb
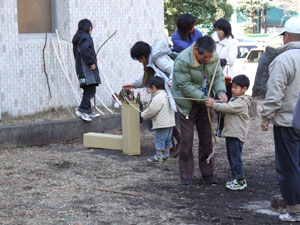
[[0, 114, 121, 147]]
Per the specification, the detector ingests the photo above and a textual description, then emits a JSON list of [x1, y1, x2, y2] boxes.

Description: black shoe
[[181, 179, 192, 185], [203, 175, 217, 184]]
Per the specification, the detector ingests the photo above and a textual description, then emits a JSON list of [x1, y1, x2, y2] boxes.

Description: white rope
[[167, 96, 222, 103], [97, 63, 122, 106], [124, 97, 142, 113], [55, 29, 69, 78], [50, 44, 76, 118], [51, 39, 81, 104]]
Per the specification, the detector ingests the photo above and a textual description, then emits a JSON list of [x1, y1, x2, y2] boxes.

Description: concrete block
[[83, 132, 123, 150]]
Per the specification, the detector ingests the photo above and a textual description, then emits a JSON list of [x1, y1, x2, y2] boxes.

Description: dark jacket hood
[[72, 31, 90, 45]]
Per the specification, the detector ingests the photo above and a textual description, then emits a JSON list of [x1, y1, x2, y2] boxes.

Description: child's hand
[[205, 98, 215, 108], [91, 64, 96, 70]]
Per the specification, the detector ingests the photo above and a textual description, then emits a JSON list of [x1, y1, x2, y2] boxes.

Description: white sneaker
[[226, 179, 247, 190], [88, 112, 100, 118], [279, 213, 300, 222], [75, 110, 92, 122]]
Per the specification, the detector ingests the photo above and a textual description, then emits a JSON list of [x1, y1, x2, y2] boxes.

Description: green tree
[[164, 0, 234, 35], [235, 0, 291, 33]]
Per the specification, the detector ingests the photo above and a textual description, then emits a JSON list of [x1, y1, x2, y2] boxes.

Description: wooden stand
[[83, 104, 141, 155], [121, 104, 140, 155]]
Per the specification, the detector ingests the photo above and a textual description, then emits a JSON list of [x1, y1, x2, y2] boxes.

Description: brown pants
[[178, 103, 214, 180]]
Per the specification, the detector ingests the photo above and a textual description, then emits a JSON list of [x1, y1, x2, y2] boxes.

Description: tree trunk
[[252, 10, 257, 33], [258, 9, 262, 34], [264, 8, 268, 33]]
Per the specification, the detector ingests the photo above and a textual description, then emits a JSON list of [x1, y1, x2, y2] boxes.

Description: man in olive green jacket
[[172, 36, 227, 185]]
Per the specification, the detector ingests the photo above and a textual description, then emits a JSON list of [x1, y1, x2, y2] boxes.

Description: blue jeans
[[155, 127, 173, 150], [226, 137, 245, 180], [274, 126, 300, 213]]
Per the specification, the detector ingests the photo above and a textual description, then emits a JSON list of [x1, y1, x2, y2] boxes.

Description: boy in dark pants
[[72, 19, 101, 121], [206, 75, 251, 190]]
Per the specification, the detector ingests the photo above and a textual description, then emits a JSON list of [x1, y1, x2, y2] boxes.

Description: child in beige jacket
[[206, 75, 251, 190], [141, 77, 175, 162]]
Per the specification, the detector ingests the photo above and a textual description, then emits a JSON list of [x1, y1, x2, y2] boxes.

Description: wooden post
[[121, 104, 140, 155]]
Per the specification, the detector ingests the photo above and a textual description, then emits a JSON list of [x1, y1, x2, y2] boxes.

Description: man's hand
[[168, 81, 172, 87], [218, 93, 228, 103], [205, 98, 215, 108], [91, 64, 96, 70], [122, 84, 134, 90], [261, 122, 269, 131]]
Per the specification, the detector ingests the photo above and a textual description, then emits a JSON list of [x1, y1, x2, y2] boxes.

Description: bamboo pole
[[206, 58, 221, 163]]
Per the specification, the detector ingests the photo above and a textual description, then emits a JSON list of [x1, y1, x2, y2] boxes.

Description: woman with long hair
[[213, 18, 238, 136], [171, 14, 202, 53]]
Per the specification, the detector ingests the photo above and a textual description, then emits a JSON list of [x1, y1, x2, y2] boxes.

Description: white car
[[235, 42, 259, 76], [243, 47, 265, 95]]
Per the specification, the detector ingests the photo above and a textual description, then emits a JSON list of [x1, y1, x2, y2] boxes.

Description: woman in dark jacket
[[72, 19, 101, 121]]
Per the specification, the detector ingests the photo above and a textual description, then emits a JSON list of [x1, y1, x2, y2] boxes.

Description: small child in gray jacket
[[205, 75, 251, 190], [141, 77, 175, 162]]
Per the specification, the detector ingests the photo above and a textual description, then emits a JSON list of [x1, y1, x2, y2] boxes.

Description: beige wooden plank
[[83, 132, 123, 150], [121, 104, 141, 155]]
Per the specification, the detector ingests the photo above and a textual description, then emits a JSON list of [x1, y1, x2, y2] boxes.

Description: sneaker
[[163, 155, 169, 161], [147, 155, 163, 162], [89, 112, 100, 118], [75, 110, 92, 122], [203, 175, 218, 184], [279, 213, 300, 222], [226, 179, 247, 190]]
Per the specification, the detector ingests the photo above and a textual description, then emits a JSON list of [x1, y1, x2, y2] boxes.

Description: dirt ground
[[0, 106, 287, 225], [0, 106, 121, 126]]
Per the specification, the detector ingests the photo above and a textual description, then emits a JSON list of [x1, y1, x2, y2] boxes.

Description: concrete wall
[[0, 114, 121, 147], [0, 0, 165, 117]]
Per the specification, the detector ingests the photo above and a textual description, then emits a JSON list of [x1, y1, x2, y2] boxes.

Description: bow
[[96, 30, 122, 105], [206, 58, 221, 163], [96, 30, 117, 56]]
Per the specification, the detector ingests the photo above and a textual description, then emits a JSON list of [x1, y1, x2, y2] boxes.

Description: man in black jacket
[[72, 19, 101, 121]]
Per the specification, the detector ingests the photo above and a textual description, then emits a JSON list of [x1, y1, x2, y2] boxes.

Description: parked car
[[235, 42, 259, 76], [243, 47, 265, 95]]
